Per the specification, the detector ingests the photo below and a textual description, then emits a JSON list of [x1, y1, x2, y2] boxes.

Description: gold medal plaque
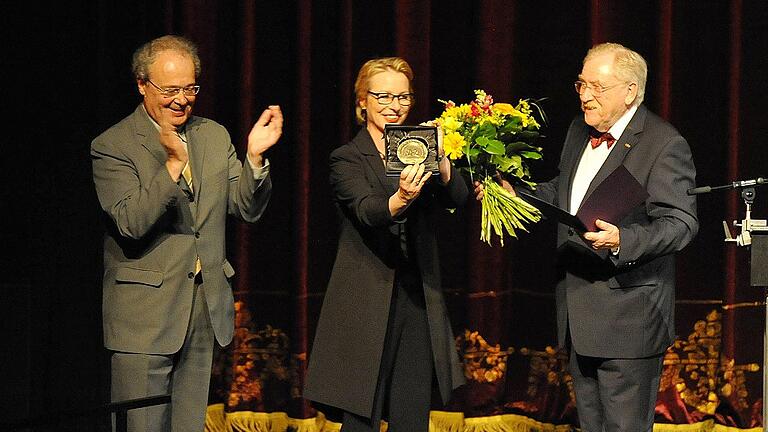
[[396, 137, 429, 165], [384, 125, 440, 176]]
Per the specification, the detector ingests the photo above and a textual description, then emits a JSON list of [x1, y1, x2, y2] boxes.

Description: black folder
[[575, 164, 648, 232], [517, 190, 588, 232], [519, 165, 648, 233]]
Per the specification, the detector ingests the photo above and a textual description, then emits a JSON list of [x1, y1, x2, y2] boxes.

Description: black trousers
[[569, 345, 664, 432], [341, 269, 434, 432]]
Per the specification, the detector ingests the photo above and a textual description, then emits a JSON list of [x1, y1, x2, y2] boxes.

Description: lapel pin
[[624, 143, 631, 148]]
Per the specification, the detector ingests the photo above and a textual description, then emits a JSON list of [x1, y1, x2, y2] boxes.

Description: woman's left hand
[[422, 121, 451, 184]]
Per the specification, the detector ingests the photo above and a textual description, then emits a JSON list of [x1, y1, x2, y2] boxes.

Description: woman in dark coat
[[304, 57, 468, 432]]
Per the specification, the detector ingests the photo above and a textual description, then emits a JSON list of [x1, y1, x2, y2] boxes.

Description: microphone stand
[[689, 178, 768, 427]]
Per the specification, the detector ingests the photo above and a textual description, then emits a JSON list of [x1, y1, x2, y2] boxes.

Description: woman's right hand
[[397, 164, 431, 203], [389, 164, 431, 217]]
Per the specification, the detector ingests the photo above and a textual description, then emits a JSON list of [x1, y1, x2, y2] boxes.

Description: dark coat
[[535, 104, 698, 358], [304, 128, 468, 418]]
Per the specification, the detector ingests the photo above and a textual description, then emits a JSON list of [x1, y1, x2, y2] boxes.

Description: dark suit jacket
[[304, 128, 468, 418], [91, 104, 271, 354], [535, 105, 698, 358]]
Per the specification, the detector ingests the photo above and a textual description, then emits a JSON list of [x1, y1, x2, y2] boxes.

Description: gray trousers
[[110, 281, 215, 432], [569, 346, 664, 432]]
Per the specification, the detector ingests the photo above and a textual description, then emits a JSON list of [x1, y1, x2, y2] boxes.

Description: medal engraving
[[396, 137, 428, 165], [384, 125, 439, 176]]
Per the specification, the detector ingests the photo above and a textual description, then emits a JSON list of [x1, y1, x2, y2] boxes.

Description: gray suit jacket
[[535, 105, 698, 358], [91, 104, 271, 354]]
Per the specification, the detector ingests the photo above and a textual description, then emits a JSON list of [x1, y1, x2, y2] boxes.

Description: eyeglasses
[[146, 78, 201, 97], [574, 80, 626, 96], [367, 91, 414, 106]]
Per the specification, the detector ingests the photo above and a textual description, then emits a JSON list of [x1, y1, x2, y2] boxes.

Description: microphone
[[687, 177, 766, 195], [687, 185, 712, 195]]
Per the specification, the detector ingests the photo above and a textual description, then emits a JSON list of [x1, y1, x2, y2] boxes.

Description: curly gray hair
[[132, 35, 201, 81]]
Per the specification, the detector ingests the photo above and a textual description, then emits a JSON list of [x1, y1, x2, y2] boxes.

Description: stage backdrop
[[5, 1, 768, 431]]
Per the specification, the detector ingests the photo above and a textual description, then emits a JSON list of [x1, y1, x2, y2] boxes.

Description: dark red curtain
[[6, 1, 768, 430]]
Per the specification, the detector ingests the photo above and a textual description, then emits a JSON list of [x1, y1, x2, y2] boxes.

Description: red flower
[[470, 102, 481, 117]]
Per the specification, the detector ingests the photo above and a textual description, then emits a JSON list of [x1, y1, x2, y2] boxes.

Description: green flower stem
[[480, 177, 542, 246]]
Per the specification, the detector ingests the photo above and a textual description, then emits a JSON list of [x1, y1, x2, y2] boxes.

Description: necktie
[[182, 163, 194, 193], [175, 133, 201, 276], [177, 131, 194, 194], [589, 129, 616, 149], [181, 162, 201, 275]]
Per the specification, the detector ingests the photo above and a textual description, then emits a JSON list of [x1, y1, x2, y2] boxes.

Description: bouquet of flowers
[[436, 90, 545, 246]]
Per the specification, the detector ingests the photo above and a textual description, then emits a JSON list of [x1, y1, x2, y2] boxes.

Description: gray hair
[[132, 35, 201, 81], [585, 42, 647, 106]]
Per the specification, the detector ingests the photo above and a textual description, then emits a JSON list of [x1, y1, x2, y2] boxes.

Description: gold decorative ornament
[[396, 136, 429, 165]]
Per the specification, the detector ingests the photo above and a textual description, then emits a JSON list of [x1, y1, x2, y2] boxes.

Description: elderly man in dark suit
[[477, 42, 698, 431], [91, 35, 282, 432]]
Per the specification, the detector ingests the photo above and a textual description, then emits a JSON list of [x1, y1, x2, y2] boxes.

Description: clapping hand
[[247, 105, 284, 166], [158, 115, 188, 181]]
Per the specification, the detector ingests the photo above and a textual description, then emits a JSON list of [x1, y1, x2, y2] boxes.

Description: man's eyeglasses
[[574, 80, 626, 97], [146, 78, 201, 97], [368, 91, 414, 106]]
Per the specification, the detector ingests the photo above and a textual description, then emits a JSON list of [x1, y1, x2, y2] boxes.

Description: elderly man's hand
[[582, 219, 621, 251], [473, 177, 516, 201]]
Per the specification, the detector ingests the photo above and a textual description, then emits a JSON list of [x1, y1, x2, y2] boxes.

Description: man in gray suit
[[476, 43, 698, 431], [91, 35, 282, 431]]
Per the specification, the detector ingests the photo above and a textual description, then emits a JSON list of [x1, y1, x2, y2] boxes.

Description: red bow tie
[[589, 130, 616, 149]]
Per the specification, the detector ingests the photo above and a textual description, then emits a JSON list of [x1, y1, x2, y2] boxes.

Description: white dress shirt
[[569, 105, 638, 215]]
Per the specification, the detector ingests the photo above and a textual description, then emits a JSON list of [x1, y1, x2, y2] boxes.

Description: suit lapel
[[351, 128, 397, 195], [133, 104, 198, 217], [186, 118, 205, 205], [133, 105, 169, 167], [580, 105, 646, 202]]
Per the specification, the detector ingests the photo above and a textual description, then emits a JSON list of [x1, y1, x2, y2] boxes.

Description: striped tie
[[182, 163, 194, 193], [181, 162, 201, 275]]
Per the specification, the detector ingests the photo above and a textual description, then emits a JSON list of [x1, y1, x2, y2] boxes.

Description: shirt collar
[[141, 104, 187, 137], [607, 104, 638, 140]]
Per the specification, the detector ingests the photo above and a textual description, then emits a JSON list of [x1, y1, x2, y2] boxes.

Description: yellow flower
[[521, 115, 540, 129], [492, 103, 521, 117], [491, 101, 541, 129], [442, 104, 471, 121], [441, 116, 463, 133], [434, 90, 545, 246], [517, 99, 533, 114], [443, 131, 465, 160], [516, 99, 541, 129]]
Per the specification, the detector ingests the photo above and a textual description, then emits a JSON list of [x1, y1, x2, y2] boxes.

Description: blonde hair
[[354, 57, 414, 124], [584, 43, 647, 106]]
